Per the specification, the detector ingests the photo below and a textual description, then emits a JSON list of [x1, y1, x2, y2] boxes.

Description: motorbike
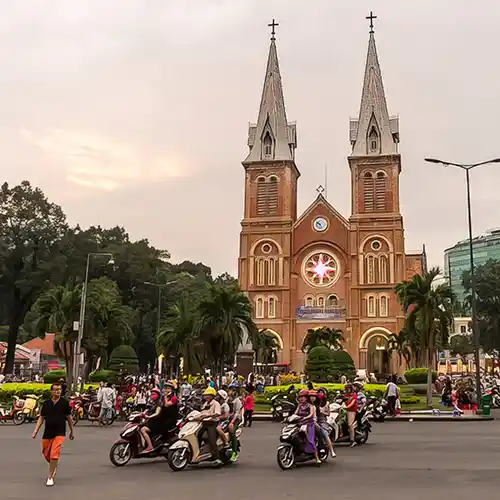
[[276, 414, 329, 470], [328, 402, 372, 445], [271, 394, 297, 421], [0, 397, 25, 425], [15, 394, 41, 424], [167, 410, 241, 471], [70, 393, 116, 425], [109, 412, 181, 467], [368, 397, 387, 422]]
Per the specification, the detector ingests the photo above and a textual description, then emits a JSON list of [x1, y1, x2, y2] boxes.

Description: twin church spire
[[245, 15, 399, 164]]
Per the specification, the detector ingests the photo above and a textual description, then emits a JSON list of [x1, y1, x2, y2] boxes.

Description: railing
[[296, 305, 346, 320]]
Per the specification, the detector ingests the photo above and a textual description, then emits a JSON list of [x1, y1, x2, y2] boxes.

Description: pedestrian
[[242, 387, 254, 427], [98, 382, 116, 425], [32, 383, 74, 487], [384, 375, 399, 415]]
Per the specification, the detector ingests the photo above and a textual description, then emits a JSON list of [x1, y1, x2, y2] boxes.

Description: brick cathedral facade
[[238, 28, 426, 374]]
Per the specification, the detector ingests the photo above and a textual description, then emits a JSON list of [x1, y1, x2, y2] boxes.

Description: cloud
[[21, 128, 188, 191]]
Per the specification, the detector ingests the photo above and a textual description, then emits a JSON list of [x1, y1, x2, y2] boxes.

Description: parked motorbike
[[15, 394, 41, 424], [328, 402, 372, 445], [167, 410, 241, 471], [109, 412, 181, 466], [0, 397, 25, 425], [276, 414, 328, 470], [271, 394, 297, 421], [368, 397, 387, 422], [70, 393, 116, 425]]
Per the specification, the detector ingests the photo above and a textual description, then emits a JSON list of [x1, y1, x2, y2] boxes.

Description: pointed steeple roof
[[244, 36, 297, 164], [350, 31, 399, 157]]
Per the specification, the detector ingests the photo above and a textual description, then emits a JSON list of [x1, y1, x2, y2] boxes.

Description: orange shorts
[[42, 436, 64, 462]]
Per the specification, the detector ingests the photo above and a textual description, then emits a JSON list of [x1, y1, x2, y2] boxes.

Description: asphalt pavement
[[1, 419, 500, 500]]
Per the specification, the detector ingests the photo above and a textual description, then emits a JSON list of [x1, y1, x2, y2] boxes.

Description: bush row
[[403, 368, 437, 384], [0, 383, 91, 404], [262, 383, 387, 400]]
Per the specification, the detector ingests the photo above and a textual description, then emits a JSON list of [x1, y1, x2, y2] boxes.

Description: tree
[[449, 334, 474, 360], [462, 259, 500, 361], [305, 346, 336, 382], [0, 181, 68, 374], [395, 267, 454, 406], [157, 298, 204, 375], [108, 345, 139, 374], [387, 330, 412, 368], [198, 285, 257, 376], [331, 350, 356, 379], [253, 330, 280, 367], [301, 327, 344, 353]]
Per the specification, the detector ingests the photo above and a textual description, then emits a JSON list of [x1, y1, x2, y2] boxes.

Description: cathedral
[[238, 22, 426, 374]]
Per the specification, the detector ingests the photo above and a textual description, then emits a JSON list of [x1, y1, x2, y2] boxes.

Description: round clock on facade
[[312, 216, 329, 232]]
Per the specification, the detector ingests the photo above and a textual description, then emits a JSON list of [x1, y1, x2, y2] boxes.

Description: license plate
[[282, 412, 289, 417]]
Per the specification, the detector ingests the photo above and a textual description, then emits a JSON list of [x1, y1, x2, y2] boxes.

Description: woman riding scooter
[[294, 389, 321, 465]]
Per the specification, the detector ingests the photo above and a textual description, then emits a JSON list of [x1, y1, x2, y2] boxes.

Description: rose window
[[302, 251, 340, 287]]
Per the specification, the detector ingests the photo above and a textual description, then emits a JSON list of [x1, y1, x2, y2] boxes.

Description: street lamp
[[142, 280, 178, 340], [425, 156, 500, 405], [73, 252, 114, 391]]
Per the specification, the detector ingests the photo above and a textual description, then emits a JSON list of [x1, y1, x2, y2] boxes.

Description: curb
[[252, 413, 494, 422]]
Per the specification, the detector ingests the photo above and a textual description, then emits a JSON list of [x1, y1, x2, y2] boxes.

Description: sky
[[2, 0, 500, 277]]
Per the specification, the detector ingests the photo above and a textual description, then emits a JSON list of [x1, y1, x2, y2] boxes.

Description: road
[[1, 419, 500, 500]]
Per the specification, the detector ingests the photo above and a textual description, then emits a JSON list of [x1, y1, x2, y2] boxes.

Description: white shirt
[[180, 383, 192, 398], [386, 382, 398, 397], [99, 387, 116, 409]]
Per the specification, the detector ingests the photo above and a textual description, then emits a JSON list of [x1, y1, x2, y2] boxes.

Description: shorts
[[42, 436, 65, 462]]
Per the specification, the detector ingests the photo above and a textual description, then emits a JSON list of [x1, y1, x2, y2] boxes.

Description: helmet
[[203, 387, 217, 397], [229, 380, 240, 389], [308, 389, 318, 396], [217, 389, 228, 401], [164, 380, 176, 389], [150, 389, 161, 400], [298, 389, 309, 397]]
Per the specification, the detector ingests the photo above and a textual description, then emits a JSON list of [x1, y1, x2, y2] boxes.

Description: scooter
[[328, 402, 372, 445], [167, 410, 241, 471], [0, 397, 25, 425], [109, 412, 181, 467], [271, 394, 297, 421], [15, 394, 41, 424], [276, 414, 328, 470]]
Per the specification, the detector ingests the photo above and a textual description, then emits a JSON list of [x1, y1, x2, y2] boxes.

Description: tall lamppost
[[73, 252, 114, 391], [425, 157, 500, 404]]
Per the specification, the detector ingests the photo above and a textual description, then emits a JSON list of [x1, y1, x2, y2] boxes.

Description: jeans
[[243, 410, 253, 427], [99, 406, 113, 421]]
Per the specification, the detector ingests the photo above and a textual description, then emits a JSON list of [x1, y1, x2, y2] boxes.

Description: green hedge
[[43, 370, 67, 384], [404, 368, 437, 384], [89, 370, 119, 384], [400, 395, 420, 405], [0, 383, 92, 403], [262, 383, 386, 400]]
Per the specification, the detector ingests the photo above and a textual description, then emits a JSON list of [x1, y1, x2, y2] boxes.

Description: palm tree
[[156, 298, 204, 375], [395, 267, 454, 406], [30, 283, 82, 388], [301, 327, 344, 353], [198, 285, 257, 377], [253, 330, 280, 368], [387, 330, 412, 368]]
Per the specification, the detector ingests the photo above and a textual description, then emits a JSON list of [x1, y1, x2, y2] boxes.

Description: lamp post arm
[[74, 255, 91, 390]]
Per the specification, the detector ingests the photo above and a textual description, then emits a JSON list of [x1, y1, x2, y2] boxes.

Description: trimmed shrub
[[305, 346, 336, 382], [0, 383, 91, 403], [278, 373, 301, 385], [43, 369, 67, 384], [404, 368, 437, 384], [108, 345, 139, 374], [262, 383, 386, 400], [89, 369, 119, 384], [331, 350, 356, 380], [400, 395, 421, 405]]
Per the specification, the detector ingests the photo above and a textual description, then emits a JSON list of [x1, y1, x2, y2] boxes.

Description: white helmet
[[217, 389, 228, 401]]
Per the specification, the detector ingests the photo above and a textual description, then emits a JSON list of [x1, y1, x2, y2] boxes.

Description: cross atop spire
[[268, 19, 279, 40], [243, 28, 297, 164], [366, 11, 377, 34]]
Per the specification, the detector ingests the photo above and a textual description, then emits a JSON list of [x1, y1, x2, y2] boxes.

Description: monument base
[[235, 350, 254, 379]]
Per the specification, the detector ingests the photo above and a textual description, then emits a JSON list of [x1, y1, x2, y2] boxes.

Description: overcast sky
[[2, 0, 500, 276]]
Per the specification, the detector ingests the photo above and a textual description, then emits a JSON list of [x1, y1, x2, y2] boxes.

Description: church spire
[[350, 15, 399, 157], [244, 21, 297, 164]]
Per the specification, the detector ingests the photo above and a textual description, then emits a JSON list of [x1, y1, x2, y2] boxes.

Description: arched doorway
[[359, 327, 393, 375], [366, 336, 389, 375]]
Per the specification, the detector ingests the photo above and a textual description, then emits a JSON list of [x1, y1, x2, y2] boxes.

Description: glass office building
[[444, 228, 500, 306]]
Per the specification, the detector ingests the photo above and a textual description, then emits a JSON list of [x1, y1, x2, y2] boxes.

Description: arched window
[[267, 176, 278, 215], [367, 295, 376, 317], [268, 258, 276, 285], [375, 171, 387, 212], [379, 254, 388, 284], [256, 177, 267, 215], [268, 297, 276, 318], [256, 258, 265, 286], [263, 259, 270, 285], [366, 255, 376, 284], [363, 171, 374, 212], [305, 295, 314, 307], [327, 295, 338, 307], [369, 126, 379, 153], [255, 297, 264, 318], [317, 296, 325, 308], [379, 295, 388, 317], [262, 131, 273, 158]]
